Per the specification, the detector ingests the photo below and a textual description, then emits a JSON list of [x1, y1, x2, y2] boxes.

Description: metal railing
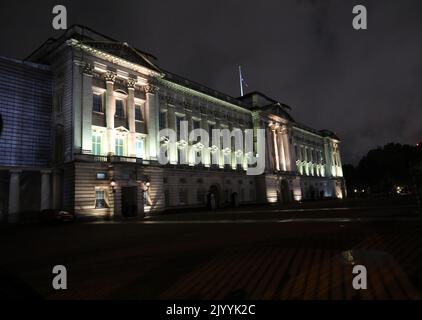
[[75, 154, 148, 165], [74, 154, 254, 173]]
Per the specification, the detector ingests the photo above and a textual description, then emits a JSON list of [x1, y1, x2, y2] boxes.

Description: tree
[[344, 143, 422, 195]]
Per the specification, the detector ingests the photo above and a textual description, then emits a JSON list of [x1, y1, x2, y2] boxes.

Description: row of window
[[332, 152, 341, 166], [159, 112, 219, 136], [160, 112, 246, 166], [96, 188, 254, 209], [92, 134, 145, 158], [164, 188, 254, 206], [93, 134, 244, 165], [173, 147, 244, 166], [93, 93, 144, 121], [95, 189, 149, 209], [297, 162, 325, 177], [295, 145, 324, 164]]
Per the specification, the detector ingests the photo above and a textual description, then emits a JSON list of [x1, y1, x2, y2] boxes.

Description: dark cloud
[[0, 0, 421, 164]]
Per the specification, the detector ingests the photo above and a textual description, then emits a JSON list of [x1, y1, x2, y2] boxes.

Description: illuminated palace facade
[[0, 26, 345, 222]]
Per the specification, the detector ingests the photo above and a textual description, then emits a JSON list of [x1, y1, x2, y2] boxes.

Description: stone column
[[201, 117, 210, 166], [281, 126, 292, 171], [291, 136, 297, 168], [303, 146, 310, 176], [185, 109, 194, 166], [81, 63, 93, 154], [72, 62, 82, 154], [215, 119, 223, 168], [104, 70, 116, 156], [127, 78, 137, 157], [8, 169, 21, 224], [265, 125, 275, 172], [144, 84, 159, 161], [330, 142, 336, 177], [167, 104, 177, 164], [272, 128, 280, 171], [231, 125, 236, 170], [336, 145, 343, 176], [277, 129, 287, 171], [323, 138, 333, 177], [41, 170, 52, 211]]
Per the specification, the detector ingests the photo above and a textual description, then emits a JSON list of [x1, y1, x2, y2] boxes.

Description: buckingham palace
[[0, 25, 345, 223]]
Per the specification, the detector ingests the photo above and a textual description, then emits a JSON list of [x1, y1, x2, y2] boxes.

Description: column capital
[[280, 125, 289, 134], [104, 70, 117, 83], [10, 169, 22, 174], [166, 96, 175, 104], [41, 169, 52, 175], [126, 77, 137, 90], [143, 84, 159, 94], [81, 62, 94, 76]]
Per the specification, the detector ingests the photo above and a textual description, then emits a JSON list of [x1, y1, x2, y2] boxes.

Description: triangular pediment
[[115, 126, 129, 133], [263, 103, 295, 122], [82, 41, 162, 73]]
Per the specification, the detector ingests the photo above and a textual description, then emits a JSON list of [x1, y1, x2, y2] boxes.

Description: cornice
[[156, 77, 251, 115]]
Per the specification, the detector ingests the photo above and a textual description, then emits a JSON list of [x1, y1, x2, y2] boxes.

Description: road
[[1, 197, 422, 300]]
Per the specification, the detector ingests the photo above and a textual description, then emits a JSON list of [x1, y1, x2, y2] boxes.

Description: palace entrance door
[[121, 186, 138, 217]]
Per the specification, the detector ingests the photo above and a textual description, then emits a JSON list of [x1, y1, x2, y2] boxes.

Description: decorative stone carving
[[193, 142, 204, 150], [209, 145, 219, 153], [143, 84, 159, 94], [166, 96, 174, 104], [126, 77, 137, 89], [103, 70, 117, 83], [81, 62, 94, 75], [280, 125, 289, 134]]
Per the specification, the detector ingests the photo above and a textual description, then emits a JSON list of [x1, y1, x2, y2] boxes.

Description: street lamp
[[110, 179, 116, 193], [142, 179, 151, 192]]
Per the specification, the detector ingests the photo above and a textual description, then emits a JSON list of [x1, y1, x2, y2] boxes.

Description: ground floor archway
[[207, 184, 221, 210]]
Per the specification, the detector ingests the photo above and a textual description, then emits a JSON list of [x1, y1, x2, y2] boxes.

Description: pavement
[[0, 196, 422, 300]]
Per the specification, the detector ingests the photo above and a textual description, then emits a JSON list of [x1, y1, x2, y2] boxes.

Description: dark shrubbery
[[343, 143, 422, 195]]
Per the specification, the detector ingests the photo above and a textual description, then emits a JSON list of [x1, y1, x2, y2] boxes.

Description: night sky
[[1, 0, 421, 164]]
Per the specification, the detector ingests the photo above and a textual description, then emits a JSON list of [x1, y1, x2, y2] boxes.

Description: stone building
[[0, 25, 345, 222], [0, 57, 52, 223]]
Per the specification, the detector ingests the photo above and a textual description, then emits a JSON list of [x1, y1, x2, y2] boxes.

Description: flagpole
[[239, 65, 244, 96]]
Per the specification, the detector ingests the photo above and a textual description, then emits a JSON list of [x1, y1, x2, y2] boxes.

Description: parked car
[[39, 209, 75, 223]]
